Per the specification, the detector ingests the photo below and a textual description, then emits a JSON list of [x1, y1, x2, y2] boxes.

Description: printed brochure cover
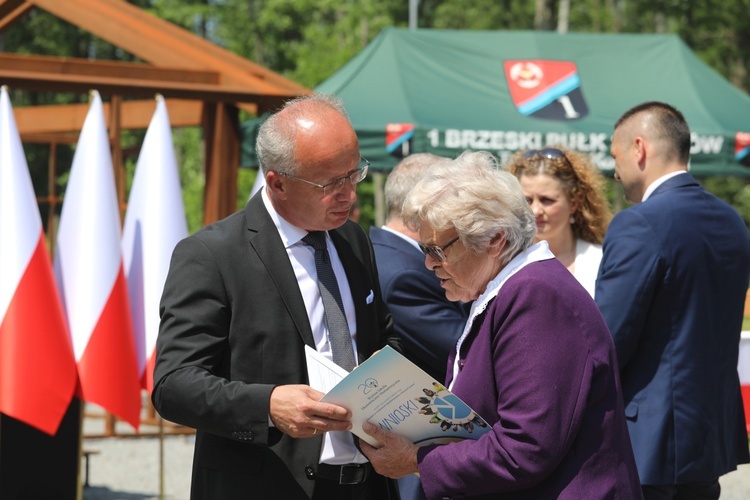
[[310, 346, 491, 447]]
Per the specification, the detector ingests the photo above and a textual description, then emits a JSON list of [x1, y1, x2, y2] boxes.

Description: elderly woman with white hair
[[360, 151, 641, 499]]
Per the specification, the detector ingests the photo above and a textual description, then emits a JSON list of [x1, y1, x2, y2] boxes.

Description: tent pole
[[409, 0, 419, 30]]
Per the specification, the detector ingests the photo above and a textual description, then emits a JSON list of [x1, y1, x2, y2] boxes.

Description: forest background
[[2, 0, 750, 233]]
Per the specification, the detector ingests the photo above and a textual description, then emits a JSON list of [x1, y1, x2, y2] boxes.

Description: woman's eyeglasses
[[418, 236, 459, 263]]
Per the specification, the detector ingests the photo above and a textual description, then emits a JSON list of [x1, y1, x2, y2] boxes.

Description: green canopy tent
[[242, 28, 750, 176]]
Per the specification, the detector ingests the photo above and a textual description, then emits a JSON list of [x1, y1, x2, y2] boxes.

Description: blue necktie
[[303, 231, 356, 371]]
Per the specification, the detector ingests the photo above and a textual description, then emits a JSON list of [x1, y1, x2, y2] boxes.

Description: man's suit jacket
[[369, 226, 468, 382], [152, 193, 400, 500], [595, 173, 750, 485]]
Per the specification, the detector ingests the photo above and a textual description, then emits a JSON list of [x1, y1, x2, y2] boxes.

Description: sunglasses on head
[[521, 148, 569, 161]]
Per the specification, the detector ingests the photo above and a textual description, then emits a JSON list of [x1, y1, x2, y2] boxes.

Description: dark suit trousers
[[642, 480, 720, 500], [312, 474, 396, 500]]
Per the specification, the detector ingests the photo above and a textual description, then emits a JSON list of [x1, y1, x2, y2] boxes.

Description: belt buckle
[[339, 464, 364, 485]]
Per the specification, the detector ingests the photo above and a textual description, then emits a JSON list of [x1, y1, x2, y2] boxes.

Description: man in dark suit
[[596, 101, 750, 499], [152, 94, 400, 500], [370, 153, 469, 383], [370, 153, 469, 500]]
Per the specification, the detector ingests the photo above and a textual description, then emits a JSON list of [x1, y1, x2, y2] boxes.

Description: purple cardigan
[[417, 258, 642, 499]]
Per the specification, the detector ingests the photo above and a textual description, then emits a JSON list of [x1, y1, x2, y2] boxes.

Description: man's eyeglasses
[[279, 157, 370, 196], [521, 148, 569, 162], [418, 236, 460, 263]]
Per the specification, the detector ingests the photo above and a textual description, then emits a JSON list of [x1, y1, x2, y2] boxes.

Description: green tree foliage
[[146, 0, 407, 88], [4, 0, 750, 232], [428, 0, 536, 30]]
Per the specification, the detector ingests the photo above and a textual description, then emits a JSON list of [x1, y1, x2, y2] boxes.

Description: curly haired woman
[[506, 147, 612, 297]]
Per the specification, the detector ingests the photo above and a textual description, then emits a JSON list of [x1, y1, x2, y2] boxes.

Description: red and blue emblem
[[386, 123, 415, 157], [736, 132, 750, 167], [503, 60, 589, 121]]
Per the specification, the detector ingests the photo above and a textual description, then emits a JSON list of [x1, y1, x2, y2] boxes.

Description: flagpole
[[75, 399, 84, 500], [159, 415, 165, 500], [120, 92, 187, 500]]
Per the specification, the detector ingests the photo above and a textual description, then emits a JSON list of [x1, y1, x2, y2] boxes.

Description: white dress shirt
[[642, 170, 688, 202], [381, 224, 421, 252], [573, 239, 603, 298], [262, 189, 366, 465]]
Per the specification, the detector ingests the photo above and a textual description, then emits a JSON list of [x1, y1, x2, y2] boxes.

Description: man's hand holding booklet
[[305, 345, 490, 448]]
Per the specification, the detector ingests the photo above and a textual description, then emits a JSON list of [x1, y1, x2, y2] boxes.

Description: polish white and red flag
[[0, 86, 77, 435], [53, 91, 141, 429], [122, 95, 187, 393], [739, 331, 750, 433]]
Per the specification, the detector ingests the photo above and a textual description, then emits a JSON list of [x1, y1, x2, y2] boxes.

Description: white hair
[[402, 150, 536, 265]]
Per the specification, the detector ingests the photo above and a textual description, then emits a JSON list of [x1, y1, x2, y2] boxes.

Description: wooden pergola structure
[[0, 0, 309, 226]]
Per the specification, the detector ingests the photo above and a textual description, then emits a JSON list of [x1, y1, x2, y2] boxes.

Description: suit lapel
[[245, 193, 315, 347]]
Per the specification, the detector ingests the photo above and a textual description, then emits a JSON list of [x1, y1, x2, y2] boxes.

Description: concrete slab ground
[[80, 402, 750, 499]]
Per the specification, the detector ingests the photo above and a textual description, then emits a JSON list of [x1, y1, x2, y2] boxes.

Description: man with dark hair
[[596, 101, 750, 499], [153, 93, 400, 500]]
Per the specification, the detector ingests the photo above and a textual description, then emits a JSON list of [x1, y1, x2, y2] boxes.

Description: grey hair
[[402, 150, 536, 266], [256, 93, 350, 176], [385, 153, 451, 222]]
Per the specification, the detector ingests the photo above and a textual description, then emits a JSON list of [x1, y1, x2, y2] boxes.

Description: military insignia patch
[[504, 60, 589, 121]]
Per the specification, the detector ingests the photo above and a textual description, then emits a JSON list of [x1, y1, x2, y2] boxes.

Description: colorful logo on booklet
[[415, 383, 489, 434], [358, 378, 379, 395]]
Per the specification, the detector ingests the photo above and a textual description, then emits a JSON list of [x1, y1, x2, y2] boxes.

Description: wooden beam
[[0, 0, 32, 32], [30, 0, 308, 96], [20, 132, 79, 144], [13, 99, 202, 135], [202, 102, 240, 224], [0, 53, 221, 84], [0, 66, 286, 103], [7, 0, 307, 234]]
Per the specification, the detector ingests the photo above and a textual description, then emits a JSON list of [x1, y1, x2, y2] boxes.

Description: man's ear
[[634, 136, 647, 170], [265, 171, 289, 200]]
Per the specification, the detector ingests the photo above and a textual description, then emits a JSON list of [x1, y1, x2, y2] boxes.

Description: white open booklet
[[305, 345, 490, 447]]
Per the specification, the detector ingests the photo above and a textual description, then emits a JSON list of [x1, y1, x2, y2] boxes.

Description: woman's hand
[[359, 421, 420, 478]]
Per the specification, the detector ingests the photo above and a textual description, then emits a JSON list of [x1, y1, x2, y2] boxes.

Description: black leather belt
[[315, 462, 373, 485]]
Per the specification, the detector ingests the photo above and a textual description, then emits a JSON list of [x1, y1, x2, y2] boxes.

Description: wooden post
[[47, 140, 58, 248], [202, 102, 240, 225], [109, 94, 125, 222], [105, 94, 125, 438]]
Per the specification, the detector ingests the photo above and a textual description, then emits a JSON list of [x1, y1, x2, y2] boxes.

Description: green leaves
[[4, 0, 750, 231]]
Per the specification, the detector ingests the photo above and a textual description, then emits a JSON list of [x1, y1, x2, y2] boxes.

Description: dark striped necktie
[[302, 231, 356, 371]]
